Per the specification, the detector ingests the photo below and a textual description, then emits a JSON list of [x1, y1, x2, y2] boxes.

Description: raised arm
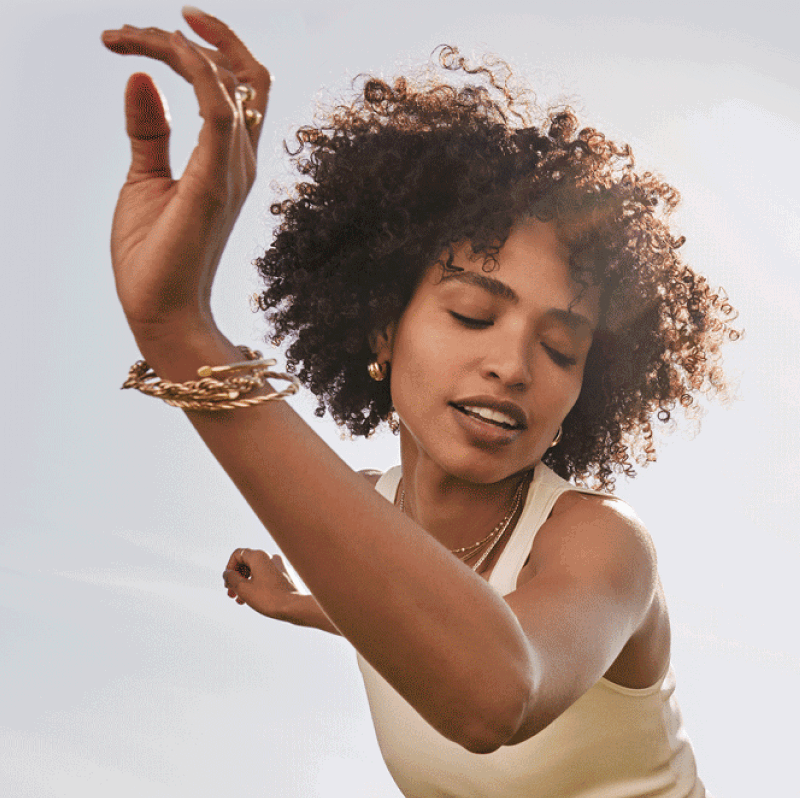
[[102, 10, 655, 753], [220, 471, 383, 637], [102, 10, 534, 752]]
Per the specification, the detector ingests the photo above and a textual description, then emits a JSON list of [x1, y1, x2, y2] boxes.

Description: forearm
[[133, 324, 532, 749]]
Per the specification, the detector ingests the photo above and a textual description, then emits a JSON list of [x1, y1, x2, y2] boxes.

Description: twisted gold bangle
[[122, 346, 299, 410]]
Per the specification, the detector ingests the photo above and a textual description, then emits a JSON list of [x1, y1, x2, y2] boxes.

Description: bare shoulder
[[525, 489, 657, 593], [510, 488, 669, 697], [549, 490, 654, 554], [543, 493, 670, 689], [358, 469, 383, 487]]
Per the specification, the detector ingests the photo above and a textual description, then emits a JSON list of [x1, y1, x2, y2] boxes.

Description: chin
[[398, 419, 538, 485], [438, 453, 536, 486]]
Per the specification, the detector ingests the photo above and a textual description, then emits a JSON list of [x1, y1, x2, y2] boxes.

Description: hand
[[101, 9, 271, 338], [223, 548, 302, 619]]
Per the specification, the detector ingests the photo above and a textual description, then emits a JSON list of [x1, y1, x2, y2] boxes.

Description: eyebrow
[[440, 268, 596, 332], [440, 269, 520, 303]]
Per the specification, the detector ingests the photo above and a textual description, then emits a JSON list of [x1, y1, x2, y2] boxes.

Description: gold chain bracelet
[[122, 346, 299, 411]]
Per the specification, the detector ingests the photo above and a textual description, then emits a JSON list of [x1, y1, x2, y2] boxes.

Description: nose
[[481, 328, 532, 390]]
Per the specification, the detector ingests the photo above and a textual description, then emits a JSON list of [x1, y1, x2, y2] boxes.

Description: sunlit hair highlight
[[255, 46, 739, 490]]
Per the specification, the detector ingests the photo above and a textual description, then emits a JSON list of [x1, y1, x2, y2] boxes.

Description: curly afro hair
[[255, 46, 739, 490]]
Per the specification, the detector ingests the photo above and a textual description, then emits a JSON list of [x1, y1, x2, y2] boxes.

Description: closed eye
[[451, 311, 577, 366], [450, 311, 493, 329], [543, 344, 577, 367]]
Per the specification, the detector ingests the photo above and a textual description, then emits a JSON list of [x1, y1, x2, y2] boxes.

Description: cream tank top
[[357, 463, 708, 798]]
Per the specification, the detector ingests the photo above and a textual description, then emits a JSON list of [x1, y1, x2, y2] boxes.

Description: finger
[[225, 546, 248, 569], [102, 26, 196, 83], [103, 22, 262, 156], [225, 547, 256, 572], [104, 26, 239, 120], [165, 29, 242, 183], [222, 566, 249, 594], [104, 24, 243, 179], [181, 8, 270, 147], [236, 547, 254, 579], [224, 547, 247, 581], [181, 8, 271, 108], [123, 73, 172, 179], [103, 25, 238, 91], [168, 31, 258, 176]]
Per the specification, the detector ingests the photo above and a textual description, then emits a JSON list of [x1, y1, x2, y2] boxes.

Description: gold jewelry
[[244, 108, 263, 128], [398, 471, 529, 572], [368, 359, 388, 382], [234, 84, 256, 103], [122, 346, 299, 410], [550, 425, 562, 447]]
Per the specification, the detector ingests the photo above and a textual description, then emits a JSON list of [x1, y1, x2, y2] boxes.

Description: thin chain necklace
[[398, 472, 529, 572]]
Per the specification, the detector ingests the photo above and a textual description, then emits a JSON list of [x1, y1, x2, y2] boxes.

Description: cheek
[[560, 365, 584, 402], [388, 321, 454, 420], [390, 342, 437, 417], [539, 360, 585, 418]]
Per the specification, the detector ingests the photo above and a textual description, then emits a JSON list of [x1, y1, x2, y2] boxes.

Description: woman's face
[[378, 219, 600, 485]]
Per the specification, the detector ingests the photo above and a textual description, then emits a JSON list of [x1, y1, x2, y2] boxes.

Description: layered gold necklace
[[398, 472, 530, 572]]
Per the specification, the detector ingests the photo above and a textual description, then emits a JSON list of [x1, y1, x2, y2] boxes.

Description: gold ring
[[244, 108, 263, 128], [235, 84, 256, 103]]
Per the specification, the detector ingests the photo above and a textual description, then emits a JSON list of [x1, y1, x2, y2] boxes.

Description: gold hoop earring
[[368, 359, 388, 382], [550, 426, 563, 448]]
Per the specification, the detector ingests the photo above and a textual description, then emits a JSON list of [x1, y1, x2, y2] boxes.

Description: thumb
[[124, 72, 172, 179]]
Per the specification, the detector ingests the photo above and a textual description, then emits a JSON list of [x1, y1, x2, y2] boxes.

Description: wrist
[[277, 591, 315, 625], [280, 593, 340, 635], [129, 304, 216, 345], [128, 313, 237, 383]]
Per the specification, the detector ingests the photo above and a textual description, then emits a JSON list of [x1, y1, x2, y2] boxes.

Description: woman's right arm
[[224, 473, 383, 636], [102, 11, 539, 753]]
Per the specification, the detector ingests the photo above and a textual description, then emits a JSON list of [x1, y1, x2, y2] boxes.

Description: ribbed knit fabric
[[356, 463, 707, 798]]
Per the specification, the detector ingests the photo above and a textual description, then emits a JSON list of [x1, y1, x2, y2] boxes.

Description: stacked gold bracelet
[[122, 346, 299, 411]]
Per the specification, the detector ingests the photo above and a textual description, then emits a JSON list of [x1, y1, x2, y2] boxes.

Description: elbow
[[460, 732, 509, 756], [454, 676, 535, 754], [457, 707, 526, 755]]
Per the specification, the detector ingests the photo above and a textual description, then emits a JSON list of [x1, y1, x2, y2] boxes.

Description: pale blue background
[[2, 1, 798, 796]]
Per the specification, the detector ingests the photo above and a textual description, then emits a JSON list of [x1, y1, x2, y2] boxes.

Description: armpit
[[358, 469, 383, 487]]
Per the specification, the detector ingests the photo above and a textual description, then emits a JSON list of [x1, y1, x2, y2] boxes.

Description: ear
[[368, 321, 396, 360]]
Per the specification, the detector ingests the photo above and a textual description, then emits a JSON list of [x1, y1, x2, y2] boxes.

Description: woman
[[102, 8, 736, 797]]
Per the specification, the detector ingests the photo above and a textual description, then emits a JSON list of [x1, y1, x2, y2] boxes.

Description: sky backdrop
[[2, 1, 799, 796]]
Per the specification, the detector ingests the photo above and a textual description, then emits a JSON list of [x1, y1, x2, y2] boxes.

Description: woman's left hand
[[223, 548, 301, 617]]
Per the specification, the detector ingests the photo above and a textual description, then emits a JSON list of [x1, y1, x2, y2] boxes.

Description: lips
[[449, 397, 528, 430]]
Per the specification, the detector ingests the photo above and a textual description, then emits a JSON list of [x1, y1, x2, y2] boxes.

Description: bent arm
[[106, 11, 653, 751], [136, 325, 533, 753], [103, 10, 529, 750]]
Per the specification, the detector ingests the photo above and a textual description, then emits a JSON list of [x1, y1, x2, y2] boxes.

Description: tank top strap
[[488, 464, 618, 596], [371, 463, 616, 598], [374, 465, 403, 503]]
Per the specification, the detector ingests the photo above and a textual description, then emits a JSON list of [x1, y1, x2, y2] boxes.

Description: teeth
[[460, 405, 519, 428]]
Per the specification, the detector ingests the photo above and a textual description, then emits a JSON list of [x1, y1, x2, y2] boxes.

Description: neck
[[397, 431, 533, 552]]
